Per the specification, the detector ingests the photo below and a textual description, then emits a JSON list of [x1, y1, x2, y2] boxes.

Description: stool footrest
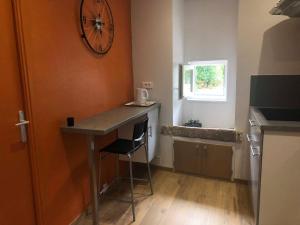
[[119, 177, 149, 183], [100, 192, 152, 202]]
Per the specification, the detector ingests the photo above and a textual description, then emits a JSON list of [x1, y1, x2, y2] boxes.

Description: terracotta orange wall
[[18, 0, 133, 225]]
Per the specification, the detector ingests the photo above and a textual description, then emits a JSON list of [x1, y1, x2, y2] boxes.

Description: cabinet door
[[201, 144, 233, 179], [147, 107, 159, 162], [174, 141, 201, 174]]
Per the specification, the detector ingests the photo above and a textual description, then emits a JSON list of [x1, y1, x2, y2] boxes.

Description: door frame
[[11, 1, 45, 225]]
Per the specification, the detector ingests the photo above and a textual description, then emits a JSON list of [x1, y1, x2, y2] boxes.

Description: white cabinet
[[258, 132, 300, 225], [249, 109, 300, 225], [118, 107, 159, 163], [145, 107, 159, 162]]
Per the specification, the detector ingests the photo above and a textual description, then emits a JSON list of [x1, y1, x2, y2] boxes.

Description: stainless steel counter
[[61, 103, 160, 135], [250, 107, 300, 132]]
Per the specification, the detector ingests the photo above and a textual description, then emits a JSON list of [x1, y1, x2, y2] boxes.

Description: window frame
[[183, 60, 228, 102]]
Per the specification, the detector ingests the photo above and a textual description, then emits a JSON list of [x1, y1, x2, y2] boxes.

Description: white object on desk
[[125, 101, 156, 107], [136, 88, 149, 105]]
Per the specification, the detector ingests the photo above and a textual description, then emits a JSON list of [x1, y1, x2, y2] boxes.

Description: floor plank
[[75, 169, 253, 225]]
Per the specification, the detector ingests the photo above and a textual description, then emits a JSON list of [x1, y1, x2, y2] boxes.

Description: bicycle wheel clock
[[80, 0, 114, 55]]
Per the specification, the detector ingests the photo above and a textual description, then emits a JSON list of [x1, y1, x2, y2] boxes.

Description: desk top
[[61, 103, 160, 136]]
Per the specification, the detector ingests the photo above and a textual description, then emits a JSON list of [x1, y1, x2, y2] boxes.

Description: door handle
[[16, 111, 29, 143], [15, 120, 29, 126]]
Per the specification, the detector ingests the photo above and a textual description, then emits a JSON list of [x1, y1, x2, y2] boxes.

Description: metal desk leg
[[87, 135, 99, 225]]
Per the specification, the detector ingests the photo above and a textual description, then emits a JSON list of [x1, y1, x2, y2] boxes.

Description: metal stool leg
[[144, 144, 153, 195], [128, 153, 136, 222], [115, 154, 119, 179], [98, 152, 102, 195]]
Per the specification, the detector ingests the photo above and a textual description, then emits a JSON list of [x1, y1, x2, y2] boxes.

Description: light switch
[[142, 81, 154, 89]]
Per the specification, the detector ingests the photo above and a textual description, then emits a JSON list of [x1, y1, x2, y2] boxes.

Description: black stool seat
[[98, 118, 153, 222], [102, 139, 142, 155]]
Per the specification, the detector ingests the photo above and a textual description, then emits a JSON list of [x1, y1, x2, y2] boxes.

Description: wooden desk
[[61, 103, 160, 225]]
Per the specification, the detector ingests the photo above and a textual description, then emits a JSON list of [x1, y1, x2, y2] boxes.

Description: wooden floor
[[75, 168, 253, 225]]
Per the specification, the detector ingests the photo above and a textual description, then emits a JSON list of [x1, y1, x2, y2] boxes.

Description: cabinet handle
[[250, 145, 261, 157], [249, 119, 257, 127], [148, 126, 152, 137], [246, 134, 257, 143]]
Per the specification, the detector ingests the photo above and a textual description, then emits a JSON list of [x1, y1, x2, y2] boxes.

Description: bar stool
[[100, 118, 154, 222]]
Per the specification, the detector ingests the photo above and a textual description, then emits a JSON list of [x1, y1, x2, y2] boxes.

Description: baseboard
[[234, 179, 249, 185], [131, 162, 173, 172], [151, 164, 173, 172]]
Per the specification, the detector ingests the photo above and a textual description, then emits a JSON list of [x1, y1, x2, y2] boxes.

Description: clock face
[[80, 0, 114, 55]]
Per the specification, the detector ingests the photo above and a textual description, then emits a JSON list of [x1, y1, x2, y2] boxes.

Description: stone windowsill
[[161, 125, 241, 143]]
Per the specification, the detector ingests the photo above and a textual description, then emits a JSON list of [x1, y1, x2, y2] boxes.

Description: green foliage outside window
[[195, 64, 225, 88]]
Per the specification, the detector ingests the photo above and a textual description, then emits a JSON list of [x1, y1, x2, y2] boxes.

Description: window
[[183, 60, 228, 102]]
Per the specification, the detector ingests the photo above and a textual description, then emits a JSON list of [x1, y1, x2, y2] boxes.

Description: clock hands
[[83, 16, 105, 31]]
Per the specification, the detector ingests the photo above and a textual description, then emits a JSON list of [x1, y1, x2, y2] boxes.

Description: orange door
[[0, 1, 36, 225]]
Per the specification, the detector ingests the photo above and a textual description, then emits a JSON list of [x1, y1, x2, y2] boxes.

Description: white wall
[[131, 0, 174, 167], [173, 0, 185, 126], [182, 0, 238, 128], [235, 0, 300, 179], [131, 0, 300, 176], [131, 0, 238, 169]]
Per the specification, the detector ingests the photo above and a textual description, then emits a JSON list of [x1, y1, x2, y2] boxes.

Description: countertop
[[61, 103, 161, 135], [250, 107, 300, 132]]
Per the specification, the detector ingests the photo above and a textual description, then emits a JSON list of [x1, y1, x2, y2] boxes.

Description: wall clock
[[80, 0, 114, 55]]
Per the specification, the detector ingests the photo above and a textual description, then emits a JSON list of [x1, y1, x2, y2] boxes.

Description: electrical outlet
[[142, 81, 153, 89]]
